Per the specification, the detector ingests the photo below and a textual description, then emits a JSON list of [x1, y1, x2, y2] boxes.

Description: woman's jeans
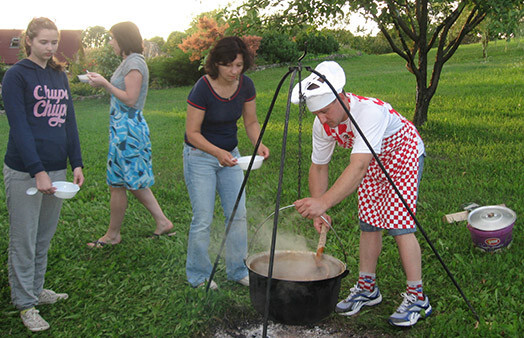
[[4, 164, 66, 310], [183, 144, 248, 287]]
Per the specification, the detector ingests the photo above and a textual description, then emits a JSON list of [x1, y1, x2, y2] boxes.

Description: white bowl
[[237, 155, 264, 170], [52, 181, 80, 199], [77, 74, 89, 83]]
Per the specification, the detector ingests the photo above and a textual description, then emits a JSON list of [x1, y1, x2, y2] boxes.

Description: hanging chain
[[296, 65, 304, 200], [297, 96, 305, 200]]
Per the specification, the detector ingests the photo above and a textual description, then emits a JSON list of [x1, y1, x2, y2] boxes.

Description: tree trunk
[[412, 0, 429, 127], [413, 85, 432, 127], [482, 35, 488, 60]]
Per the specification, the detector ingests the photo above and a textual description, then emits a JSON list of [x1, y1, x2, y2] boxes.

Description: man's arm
[[295, 153, 373, 219], [322, 153, 372, 208], [309, 162, 329, 198]]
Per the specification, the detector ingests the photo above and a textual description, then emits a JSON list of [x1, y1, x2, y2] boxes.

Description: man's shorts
[[359, 220, 417, 236]]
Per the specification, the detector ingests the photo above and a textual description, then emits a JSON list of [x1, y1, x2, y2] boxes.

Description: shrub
[[164, 31, 187, 56], [67, 45, 120, 83], [66, 43, 120, 97], [242, 35, 263, 59], [325, 28, 395, 55], [178, 16, 228, 62], [68, 82, 106, 98], [67, 55, 95, 81], [258, 32, 301, 64], [326, 29, 357, 48], [0, 59, 8, 110], [0, 59, 7, 82], [148, 50, 204, 88], [87, 44, 122, 79], [295, 31, 340, 55], [348, 33, 395, 55]]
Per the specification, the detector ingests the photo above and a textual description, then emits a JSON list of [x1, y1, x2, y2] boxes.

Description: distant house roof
[[0, 29, 82, 65], [0, 29, 22, 65]]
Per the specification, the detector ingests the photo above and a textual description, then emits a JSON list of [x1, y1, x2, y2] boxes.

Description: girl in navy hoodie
[[2, 17, 84, 332]]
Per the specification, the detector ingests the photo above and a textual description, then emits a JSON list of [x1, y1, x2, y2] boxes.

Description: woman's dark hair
[[205, 36, 253, 79], [23, 17, 65, 71], [110, 21, 143, 57]]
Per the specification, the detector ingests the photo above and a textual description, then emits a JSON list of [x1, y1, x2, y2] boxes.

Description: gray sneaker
[[335, 283, 382, 316], [37, 289, 69, 305], [197, 280, 218, 290], [388, 292, 432, 327], [236, 276, 249, 286], [20, 307, 50, 332]]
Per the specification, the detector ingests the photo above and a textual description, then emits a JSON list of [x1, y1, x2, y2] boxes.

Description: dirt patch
[[212, 320, 391, 338]]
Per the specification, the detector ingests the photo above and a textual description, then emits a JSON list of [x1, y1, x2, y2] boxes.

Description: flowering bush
[[178, 17, 229, 62], [242, 35, 262, 60]]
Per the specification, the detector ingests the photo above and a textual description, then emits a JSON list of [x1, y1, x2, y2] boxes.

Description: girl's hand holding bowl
[[52, 181, 80, 199]]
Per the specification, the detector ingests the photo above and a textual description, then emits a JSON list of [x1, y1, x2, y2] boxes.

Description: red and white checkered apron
[[323, 101, 419, 229]]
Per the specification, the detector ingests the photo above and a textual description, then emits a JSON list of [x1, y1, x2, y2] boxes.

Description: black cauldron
[[245, 250, 349, 325]]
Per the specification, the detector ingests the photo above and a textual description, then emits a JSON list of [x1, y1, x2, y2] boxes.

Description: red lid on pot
[[467, 206, 516, 231]]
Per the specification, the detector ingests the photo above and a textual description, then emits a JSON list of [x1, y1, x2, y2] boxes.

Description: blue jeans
[[183, 144, 248, 287]]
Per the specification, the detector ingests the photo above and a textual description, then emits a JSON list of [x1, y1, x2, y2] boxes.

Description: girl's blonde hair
[[23, 17, 65, 71]]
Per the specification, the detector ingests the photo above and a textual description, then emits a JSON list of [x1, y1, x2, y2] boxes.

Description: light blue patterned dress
[[106, 53, 154, 189]]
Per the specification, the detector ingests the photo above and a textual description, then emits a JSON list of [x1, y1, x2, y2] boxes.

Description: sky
[[0, 0, 241, 40], [1, 0, 376, 40]]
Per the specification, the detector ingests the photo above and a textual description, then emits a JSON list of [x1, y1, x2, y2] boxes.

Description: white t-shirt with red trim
[[310, 92, 425, 229], [311, 93, 424, 165]]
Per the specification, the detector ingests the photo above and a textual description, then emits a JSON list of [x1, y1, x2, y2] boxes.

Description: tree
[[164, 31, 187, 55], [480, 5, 524, 58], [236, 0, 522, 126], [147, 36, 166, 50], [81, 26, 109, 49]]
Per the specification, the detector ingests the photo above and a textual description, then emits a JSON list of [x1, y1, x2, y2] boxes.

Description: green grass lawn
[[0, 39, 523, 336]]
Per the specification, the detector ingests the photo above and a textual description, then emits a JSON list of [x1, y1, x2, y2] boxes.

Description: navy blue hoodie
[[2, 59, 83, 176]]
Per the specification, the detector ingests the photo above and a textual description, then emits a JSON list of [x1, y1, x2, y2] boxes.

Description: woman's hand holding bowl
[[86, 72, 108, 88], [217, 149, 238, 167]]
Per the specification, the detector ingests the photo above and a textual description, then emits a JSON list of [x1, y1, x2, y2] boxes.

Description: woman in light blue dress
[[86, 22, 173, 247]]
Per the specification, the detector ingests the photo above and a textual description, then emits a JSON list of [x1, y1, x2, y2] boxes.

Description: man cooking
[[292, 61, 432, 327]]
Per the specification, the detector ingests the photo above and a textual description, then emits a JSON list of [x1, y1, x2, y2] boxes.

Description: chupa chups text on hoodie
[[2, 58, 83, 176]]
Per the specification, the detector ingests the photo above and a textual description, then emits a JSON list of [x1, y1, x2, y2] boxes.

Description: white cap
[[291, 61, 346, 112]]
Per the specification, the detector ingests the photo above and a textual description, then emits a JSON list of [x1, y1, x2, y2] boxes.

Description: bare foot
[[154, 220, 174, 236], [86, 234, 121, 248]]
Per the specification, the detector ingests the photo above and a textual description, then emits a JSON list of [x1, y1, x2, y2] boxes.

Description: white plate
[[237, 155, 264, 170], [77, 74, 89, 83], [52, 181, 80, 199]]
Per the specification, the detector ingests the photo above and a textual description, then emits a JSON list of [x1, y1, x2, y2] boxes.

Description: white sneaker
[[197, 280, 218, 290], [38, 289, 69, 305], [237, 276, 249, 286], [20, 307, 50, 332]]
